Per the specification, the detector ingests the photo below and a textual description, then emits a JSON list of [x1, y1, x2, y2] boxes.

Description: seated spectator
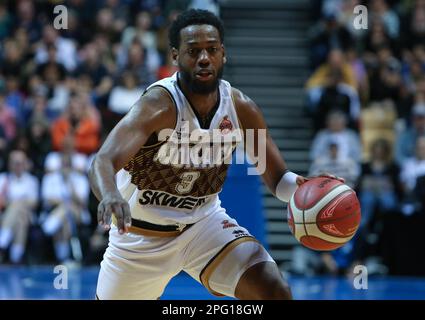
[[0, 126, 7, 171], [74, 42, 113, 109], [26, 117, 51, 180], [310, 111, 362, 163], [0, 89, 16, 141], [51, 94, 100, 155], [37, 61, 71, 120], [105, 71, 143, 133], [40, 154, 90, 263], [370, 0, 400, 39], [399, 0, 425, 49], [4, 75, 25, 126], [45, 134, 88, 175], [116, 40, 158, 87], [121, 11, 157, 52], [358, 138, 402, 231], [309, 13, 353, 69], [0, 150, 39, 264], [395, 102, 425, 165], [400, 135, 425, 193], [306, 49, 357, 90], [307, 68, 361, 131], [108, 71, 143, 116], [34, 25, 77, 72], [13, 0, 42, 43], [309, 141, 360, 188], [368, 46, 402, 103]]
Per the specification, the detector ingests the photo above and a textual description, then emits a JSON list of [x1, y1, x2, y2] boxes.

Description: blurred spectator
[[309, 140, 360, 188], [117, 40, 158, 87], [370, 0, 400, 38], [121, 11, 157, 52], [74, 42, 113, 108], [358, 139, 402, 231], [35, 57, 71, 120], [4, 75, 25, 126], [94, 7, 123, 44], [0, 90, 17, 141], [40, 153, 90, 263], [395, 102, 425, 165], [0, 150, 39, 264], [364, 20, 397, 56], [51, 94, 100, 155], [189, 0, 220, 15], [35, 25, 78, 72], [400, 0, 425, 49], [349, 139, 401, 270], [368, 46, 402, 103], [0, 3, 12, 40], [26, 117, 51, 180], [400, 135, 425, 193], [346, 47, 369, 102], [105, 71, 143, 132], [1, 39, 24, 77], [310, 111, 362, 162], [306, 49, 357, 89], [309, 13, 353, 68], [13, 0, 42, 43], [108, 71, 143, 115], [307, 67, 361, 131], [45, 134, 88, 175], [0, 126, 6, 171]]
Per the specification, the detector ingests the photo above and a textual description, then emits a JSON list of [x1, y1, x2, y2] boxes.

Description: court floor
[[0, 265, 424, 300]]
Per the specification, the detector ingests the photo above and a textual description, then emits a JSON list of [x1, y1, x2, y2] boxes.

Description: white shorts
[[96, 208, 275, 299]]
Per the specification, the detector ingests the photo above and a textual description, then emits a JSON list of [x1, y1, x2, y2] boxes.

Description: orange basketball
[[287, 177, 361, 251]]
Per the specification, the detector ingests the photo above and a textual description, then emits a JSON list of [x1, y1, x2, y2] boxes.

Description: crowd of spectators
[[301, 0, 425, 276], [0, 0, 219, 265]]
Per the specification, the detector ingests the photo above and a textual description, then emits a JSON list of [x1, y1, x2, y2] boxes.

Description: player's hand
[[97, 193, 132, 234], [296, 172, 345, 186]]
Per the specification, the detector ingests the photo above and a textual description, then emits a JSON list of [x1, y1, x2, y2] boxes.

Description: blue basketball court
[[0, 266, 424, 300]]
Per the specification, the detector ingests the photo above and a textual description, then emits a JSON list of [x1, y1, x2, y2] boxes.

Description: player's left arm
[[233, 88, 307, 202], [233, 88, 344, 202]]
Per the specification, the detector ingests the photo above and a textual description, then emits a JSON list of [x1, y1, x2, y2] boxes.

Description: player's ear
[[171, 47, 179, 66], [221, 44, 226, 64]]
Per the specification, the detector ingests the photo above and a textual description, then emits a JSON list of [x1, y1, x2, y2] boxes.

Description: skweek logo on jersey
[[139, 189, 207, 211]]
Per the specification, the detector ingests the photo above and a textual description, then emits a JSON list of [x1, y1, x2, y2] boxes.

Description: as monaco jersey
[[115, 72, 242, 225]]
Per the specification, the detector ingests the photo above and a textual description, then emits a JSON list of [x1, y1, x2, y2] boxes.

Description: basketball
[[287, 177, 361, 251]]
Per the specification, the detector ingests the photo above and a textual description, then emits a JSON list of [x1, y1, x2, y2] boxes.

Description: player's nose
[[197, 49, 210, 65]]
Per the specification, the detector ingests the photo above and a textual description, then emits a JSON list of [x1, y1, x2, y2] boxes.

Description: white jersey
[[115, 72, 242, 225]]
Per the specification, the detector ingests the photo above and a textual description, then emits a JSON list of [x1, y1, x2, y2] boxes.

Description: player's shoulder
[[231, 87, 262, 116], [140, 86, 176, 112], [121, 85, 176, 132]]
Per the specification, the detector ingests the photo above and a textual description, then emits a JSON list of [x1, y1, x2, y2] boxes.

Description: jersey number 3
[[175, 172, 201, 194]]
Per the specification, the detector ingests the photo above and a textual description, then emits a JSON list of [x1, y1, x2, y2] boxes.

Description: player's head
[[169, 9, 226, 94]]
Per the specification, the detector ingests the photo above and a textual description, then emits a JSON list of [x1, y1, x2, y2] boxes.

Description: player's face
[[174, 24, 225, 94]]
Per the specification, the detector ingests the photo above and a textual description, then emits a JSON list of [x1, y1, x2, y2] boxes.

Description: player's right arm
[[88, 87, 176, 234]]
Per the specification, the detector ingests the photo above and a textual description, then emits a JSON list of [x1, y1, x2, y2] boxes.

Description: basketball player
[[90, 9, 339, 300]]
